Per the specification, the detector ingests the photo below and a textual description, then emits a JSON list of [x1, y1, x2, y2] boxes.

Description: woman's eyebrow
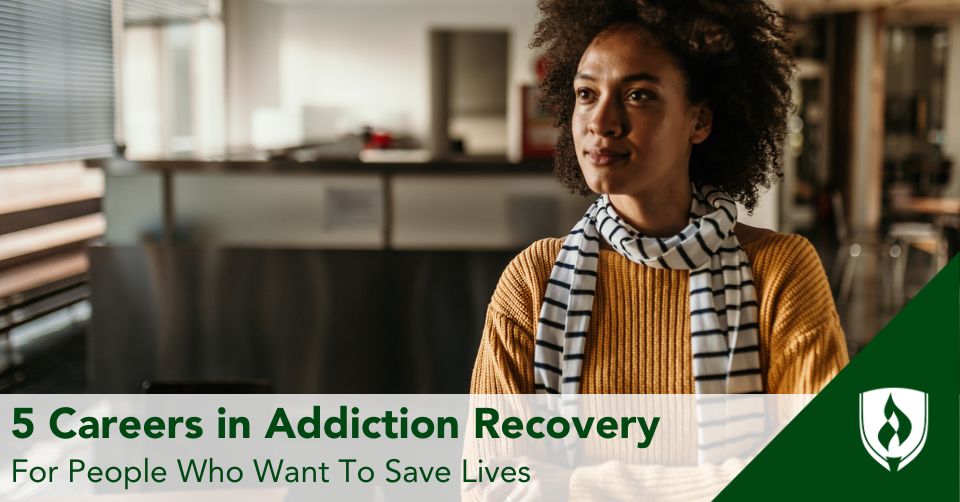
[[574, 72, 661, 84]]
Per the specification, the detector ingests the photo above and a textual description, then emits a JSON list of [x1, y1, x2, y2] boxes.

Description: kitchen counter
[[87, 157, 590, 249]]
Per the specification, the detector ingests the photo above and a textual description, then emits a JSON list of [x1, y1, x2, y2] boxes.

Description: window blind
[[0, 0, 114, 168], [124, 0, 213, 26]]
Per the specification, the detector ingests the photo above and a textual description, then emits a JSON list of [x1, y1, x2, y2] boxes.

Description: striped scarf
[[533, 184, 763, 395]]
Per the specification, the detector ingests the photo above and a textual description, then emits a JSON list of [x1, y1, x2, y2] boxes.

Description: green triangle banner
[[717, 256, 959, 500]]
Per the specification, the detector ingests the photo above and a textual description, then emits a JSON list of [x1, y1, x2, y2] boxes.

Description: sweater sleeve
[[757, 235, 849, 393], [470, 309, 535, 394], [470, 241, 555, 394]]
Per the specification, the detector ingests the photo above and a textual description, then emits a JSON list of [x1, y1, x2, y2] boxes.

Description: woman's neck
[[608, 181, 692, 238]]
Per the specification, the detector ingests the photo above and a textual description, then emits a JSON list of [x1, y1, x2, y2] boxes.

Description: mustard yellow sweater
[[471, 232, 849, 394]]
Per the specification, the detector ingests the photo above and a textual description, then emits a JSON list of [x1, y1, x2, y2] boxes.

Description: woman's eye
[[627, 90, 655, 102], [575, 88, 594, 100]]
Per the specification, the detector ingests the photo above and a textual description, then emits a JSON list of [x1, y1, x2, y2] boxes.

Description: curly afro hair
[[532, 0, 793, 211]]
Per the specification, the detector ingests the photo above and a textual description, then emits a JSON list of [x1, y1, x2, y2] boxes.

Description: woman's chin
[[582, 165, 643, 196], [585, 176, 632, 196], [583, 171, 611, 194]]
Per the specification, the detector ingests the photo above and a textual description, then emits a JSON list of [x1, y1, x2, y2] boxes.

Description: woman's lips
[[585, 150, 629, 166]]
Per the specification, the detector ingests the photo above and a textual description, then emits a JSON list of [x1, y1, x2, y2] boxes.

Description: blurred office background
[[0, 0, 957, 393]]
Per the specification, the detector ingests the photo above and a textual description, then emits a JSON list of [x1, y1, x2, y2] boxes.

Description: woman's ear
[[690, 105, 713, 144]]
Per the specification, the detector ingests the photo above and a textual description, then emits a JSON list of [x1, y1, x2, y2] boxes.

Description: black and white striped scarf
[[533, 184, 763, 395]]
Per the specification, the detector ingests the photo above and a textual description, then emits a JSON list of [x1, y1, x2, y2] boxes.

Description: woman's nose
[[588, 97, 626, 137]]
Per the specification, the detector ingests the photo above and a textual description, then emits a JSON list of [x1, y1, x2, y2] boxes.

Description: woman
[[470, 0, 848, 396]]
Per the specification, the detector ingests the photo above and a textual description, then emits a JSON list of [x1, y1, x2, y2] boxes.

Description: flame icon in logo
[[877, 394, 912, 470]]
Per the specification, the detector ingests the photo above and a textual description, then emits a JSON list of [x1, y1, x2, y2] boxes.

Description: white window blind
[[0, 0, 114, 167], [124, 0, 213, 25]]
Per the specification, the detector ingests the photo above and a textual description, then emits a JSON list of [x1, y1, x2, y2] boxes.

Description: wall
[[224, 0, 281, 152], [224, 0, 539, 158]]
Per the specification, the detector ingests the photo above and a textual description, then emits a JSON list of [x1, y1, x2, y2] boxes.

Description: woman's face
[[572, 25, 711, 196]]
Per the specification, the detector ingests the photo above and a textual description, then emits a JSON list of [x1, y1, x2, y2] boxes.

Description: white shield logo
[[859, 388, 928, 472]]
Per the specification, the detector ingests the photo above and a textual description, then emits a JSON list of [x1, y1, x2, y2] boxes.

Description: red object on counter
[[364, 131, 393, 150]]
